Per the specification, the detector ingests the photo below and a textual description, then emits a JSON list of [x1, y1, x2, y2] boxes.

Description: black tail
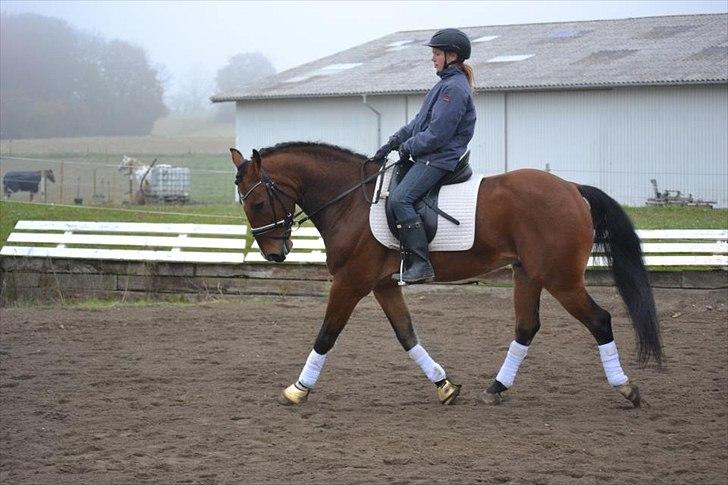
[[578, 185, 662, 366]]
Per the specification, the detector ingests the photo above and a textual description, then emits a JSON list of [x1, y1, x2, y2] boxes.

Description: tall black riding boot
[[392, 216, 435, 284]]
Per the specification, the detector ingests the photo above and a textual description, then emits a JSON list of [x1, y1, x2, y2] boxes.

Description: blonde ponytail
[[461, 62, 475, 91]]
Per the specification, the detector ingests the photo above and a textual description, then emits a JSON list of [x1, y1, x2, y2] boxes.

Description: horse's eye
[[252, 201, 265, 211]]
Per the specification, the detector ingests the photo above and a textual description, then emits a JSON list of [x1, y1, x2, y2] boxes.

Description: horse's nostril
[[267, 253, 285, 263]]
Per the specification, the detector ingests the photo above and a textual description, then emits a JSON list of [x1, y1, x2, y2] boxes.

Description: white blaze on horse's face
[[230, 148, 293, 262]]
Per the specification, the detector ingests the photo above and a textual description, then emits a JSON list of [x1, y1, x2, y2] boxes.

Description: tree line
[[0, 12, 276, 139], [1, 12, 167, 138]]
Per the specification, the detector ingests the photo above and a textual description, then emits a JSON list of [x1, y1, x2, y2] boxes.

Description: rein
[[236, 159, 400, 238]]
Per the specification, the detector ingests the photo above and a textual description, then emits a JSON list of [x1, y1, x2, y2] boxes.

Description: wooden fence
[[0, 221, 726, 304]]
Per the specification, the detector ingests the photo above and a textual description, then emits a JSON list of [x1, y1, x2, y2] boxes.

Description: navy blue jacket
[[393, 66, 476, 171]]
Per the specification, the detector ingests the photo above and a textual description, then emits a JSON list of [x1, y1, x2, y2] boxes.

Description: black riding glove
[[370, 136, 400, 164], [398, 145, 411, 162]]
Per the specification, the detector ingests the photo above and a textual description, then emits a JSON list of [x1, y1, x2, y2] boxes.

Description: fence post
[[59, 161, 64, 204]]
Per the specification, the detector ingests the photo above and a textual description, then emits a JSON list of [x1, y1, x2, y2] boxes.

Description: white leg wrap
[[408, 344, 446, 383], [495, 340, 529, 388], [297, 350, 327, 389], [598, 341, 629, 387]]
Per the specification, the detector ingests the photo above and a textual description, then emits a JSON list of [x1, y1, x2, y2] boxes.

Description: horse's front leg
[[278, 279, 367, 405], [373, 281, 461, 405]]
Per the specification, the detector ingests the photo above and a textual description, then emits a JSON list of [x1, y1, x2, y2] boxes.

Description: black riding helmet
[[425, 28, 471, 61]]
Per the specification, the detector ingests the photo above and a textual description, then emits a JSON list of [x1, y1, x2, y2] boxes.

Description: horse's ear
[[251, 149, 262, 171], [230, 148, 245, 168]]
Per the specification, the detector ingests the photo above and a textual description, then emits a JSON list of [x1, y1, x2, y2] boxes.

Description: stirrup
[[396, 257, 406, 286]]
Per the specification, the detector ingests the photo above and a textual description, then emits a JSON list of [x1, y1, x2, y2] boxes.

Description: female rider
[[371, 28, 476, 284]]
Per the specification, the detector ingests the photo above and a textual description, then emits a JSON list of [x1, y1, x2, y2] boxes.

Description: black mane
[[258, 141, 369, 162]]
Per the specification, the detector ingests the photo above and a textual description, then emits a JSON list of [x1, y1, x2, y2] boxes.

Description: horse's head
[[118, 155, 139, 172], [231, 147, 295, 262], [44, 169, 56, 183]]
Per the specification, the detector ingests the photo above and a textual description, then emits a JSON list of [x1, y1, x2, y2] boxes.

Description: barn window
[[387, 40, 414, 51], [486, 54, 534, 63], [640, 25, 696, 39], [577, 49, 638, 64], [546, 30, 592, 39], [686, 45, 728, 61], [319, 63, 363, 74], [282, 63, 362, 83], [473, 35, 499, 43]]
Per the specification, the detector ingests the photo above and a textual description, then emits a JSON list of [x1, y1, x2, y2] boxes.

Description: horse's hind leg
[[484, 264, 542, 404], [548, 284, 641, 407], [373, 281, 460, 404]]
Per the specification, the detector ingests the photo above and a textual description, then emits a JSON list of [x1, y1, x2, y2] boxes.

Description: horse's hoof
[[436, 379, 461, 405], [483, 391, 503, 405], [616, 382, 641, 408], [278, 383, 309, 405]]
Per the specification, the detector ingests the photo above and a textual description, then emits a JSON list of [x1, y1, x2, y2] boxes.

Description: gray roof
[[212, 13, 728, 102]]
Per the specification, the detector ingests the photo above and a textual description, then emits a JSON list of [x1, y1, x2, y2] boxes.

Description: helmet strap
[[443, 51, 461, 69]]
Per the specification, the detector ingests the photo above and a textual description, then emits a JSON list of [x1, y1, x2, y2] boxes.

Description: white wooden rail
[[1, 221, 726, 267], [588, 229, 727, 267]]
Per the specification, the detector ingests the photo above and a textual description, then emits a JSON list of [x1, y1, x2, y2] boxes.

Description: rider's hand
[[398, 145, 411, 162], [370, 137, 399, 164]]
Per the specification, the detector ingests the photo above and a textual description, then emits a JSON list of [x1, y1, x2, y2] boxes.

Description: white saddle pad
[[369, 162, 484, 252]]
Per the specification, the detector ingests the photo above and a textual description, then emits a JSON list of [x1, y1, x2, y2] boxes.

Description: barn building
[[212, 14, 728, 207]]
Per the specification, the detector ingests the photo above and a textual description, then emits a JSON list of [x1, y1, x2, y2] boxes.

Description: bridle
[[235, 158, 400, 240], [236, 165, 297, 239]]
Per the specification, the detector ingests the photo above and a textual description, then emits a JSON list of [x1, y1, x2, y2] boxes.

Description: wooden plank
[[636, 229, 728, 240], [251, 238, 325, 250], [589, 255, 728, 267], [592, 242, 728, 254], [640, 242, 728, 254], [290, 227, 322, 238], [194, 263, 331, 280], [7, 233, 247, 250], [0, 246, 245, 263], [120, 275, 330, 296], [244, 251, 326, 263], [14, 220, 247, 236]]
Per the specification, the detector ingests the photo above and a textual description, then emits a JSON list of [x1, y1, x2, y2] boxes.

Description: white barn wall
[[235, 95, 407, 158], [236, 84, 727, 207], [506, 85, 728, 207]]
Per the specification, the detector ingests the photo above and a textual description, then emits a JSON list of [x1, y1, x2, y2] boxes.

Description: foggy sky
[[2, 0, 726, 98]]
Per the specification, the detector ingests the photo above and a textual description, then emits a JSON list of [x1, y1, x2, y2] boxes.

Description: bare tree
[[213, 52, 276, 121], [166, 65, 215, 113]]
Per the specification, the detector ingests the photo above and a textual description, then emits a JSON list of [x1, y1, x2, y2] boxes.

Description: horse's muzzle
[[264, 238, 292, 262]]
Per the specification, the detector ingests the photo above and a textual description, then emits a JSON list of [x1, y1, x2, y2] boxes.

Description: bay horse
[[230, 142, 661, 408]]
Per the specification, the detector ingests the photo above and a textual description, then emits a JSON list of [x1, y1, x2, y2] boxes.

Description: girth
[[385, 151, 472, 242]]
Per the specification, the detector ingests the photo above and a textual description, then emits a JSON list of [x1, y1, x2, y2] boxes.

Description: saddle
[[384, 151, 472, 242]]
